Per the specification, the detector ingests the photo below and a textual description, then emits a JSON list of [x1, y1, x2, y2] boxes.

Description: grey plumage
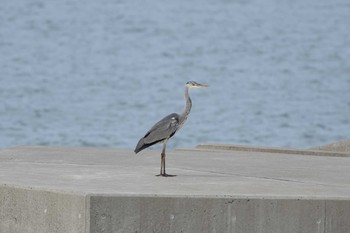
[[134, 113, 179, 153], [134, 81, 208, 176]]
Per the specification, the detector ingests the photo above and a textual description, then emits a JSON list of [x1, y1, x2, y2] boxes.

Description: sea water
[[0, 0, 349, 150]]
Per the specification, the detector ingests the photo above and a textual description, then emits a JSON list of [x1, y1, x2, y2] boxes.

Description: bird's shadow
[[155, 174, 177, 177]]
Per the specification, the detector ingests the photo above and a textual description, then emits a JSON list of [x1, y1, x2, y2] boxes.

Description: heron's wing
[[143, 113, 180, 144]]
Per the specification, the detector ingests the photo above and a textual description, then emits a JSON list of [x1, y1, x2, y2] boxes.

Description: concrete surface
[[0, 145, 350, 233]]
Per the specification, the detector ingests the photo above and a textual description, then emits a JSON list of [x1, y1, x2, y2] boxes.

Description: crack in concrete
[[178, 167, 350, 189]]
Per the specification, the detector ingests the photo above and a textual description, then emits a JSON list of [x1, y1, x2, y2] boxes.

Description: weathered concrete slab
[[89, 196, 326, 233], [325, 200, 350, 233], [1, 145, 350, 232], [0, 184, 86, 233]]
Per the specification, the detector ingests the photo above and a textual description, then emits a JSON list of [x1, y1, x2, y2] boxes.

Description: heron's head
[[186, 81, 208, 88]]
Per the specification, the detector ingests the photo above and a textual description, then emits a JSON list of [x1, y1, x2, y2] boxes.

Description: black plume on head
[[186, 81, 196, 85]]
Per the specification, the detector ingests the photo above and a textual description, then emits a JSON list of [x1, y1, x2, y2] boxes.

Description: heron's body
[[134, 81, 208, 176]]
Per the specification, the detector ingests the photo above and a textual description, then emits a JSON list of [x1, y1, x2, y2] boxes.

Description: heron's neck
[[180, 86, 192, 124]]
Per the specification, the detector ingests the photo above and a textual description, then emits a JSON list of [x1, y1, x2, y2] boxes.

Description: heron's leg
[[161, 142, 166, 175], [156, 142, 166, 176], [156, 141, 176, 177], [158, 154, 164, 176], [159, 153, 163, 175]]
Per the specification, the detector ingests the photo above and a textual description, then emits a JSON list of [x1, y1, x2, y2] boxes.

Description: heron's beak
[[197, 83, 208, 88]]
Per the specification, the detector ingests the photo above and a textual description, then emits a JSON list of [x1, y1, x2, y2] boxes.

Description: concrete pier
[[0, 144, 350, 233]]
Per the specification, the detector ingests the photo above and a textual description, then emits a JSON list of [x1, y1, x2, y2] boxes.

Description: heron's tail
[[134, 138, 148, 154], [134, 137, 161, 154]]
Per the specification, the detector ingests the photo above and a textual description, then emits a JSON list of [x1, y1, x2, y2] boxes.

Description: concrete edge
[[193, 144, 350, 157], [2, 183, 350, 201], [85, 193, 350, 201], [85, 194, 91, 233], [0, 183, 89, 196]]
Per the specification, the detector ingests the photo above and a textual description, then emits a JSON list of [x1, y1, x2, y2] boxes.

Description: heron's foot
[[156, 173, 177, 177]]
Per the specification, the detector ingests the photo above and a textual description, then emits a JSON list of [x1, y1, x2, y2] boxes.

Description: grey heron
[[134, 81, 208, 177]]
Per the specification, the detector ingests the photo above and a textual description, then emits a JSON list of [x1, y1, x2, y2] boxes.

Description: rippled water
[[1, 0, 349, 150]]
